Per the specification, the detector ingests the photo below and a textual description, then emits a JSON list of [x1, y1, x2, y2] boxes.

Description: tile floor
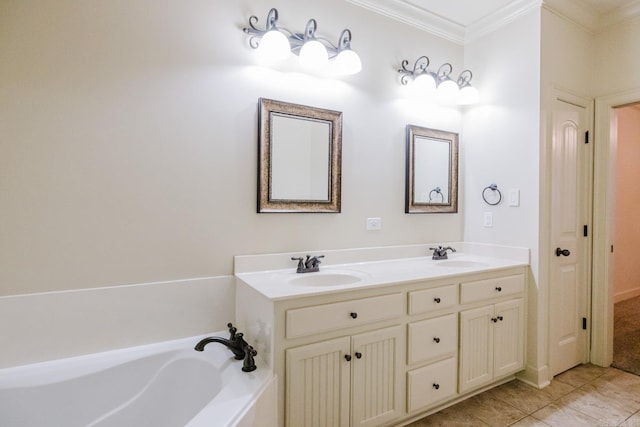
[[406, 364, 640, 426]]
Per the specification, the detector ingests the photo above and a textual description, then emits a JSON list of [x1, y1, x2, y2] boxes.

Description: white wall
[[462, 8, 542, 383], [0, 0, 465, 297]]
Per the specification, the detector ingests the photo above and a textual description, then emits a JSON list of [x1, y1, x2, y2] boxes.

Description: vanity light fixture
[[398, 56, 479, 105], [243, 8, 362, 76]]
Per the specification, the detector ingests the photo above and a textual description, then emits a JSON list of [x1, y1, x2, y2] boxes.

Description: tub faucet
[[291, 254, 325, 273], [194, 323, 248, 360], [430, 245, 456, 260]]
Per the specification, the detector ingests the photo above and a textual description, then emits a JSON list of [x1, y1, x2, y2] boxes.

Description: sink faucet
[[291, 254, 325, 273], [194, 323, 257, 372], [430, 245, 456, 260]]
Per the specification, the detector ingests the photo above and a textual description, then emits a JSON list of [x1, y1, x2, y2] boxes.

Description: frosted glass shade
[[437, 79, 460, 103], [257, 30, 290, 62], [333, 49, 362, 75], [299, 40, 328, 69], [413, 73, 437, 94], [458, 85, 479, 105]]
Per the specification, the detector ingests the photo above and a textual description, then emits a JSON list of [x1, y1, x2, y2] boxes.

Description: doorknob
[[555, 248, 571, 257]]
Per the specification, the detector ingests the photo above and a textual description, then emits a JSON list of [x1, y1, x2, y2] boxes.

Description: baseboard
[[517, 364, 550, 389], [614, 287, 640, 304]]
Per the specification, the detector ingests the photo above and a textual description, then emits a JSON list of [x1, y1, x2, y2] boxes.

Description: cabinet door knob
[[433, 383, 440, 390], [495, 286, 502, 292], [433, 337, 440, 343], [497, 315, 504, 321], [491, 317, 498, 323], [344, 354, 352, 361], [350, 312, 358, 319], [434, 297, 441, 303], [355, 352, 362, 359]]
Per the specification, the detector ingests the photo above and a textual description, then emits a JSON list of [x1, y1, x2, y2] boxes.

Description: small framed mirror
[[405, 125, 459, 213], [258, 98, 342, 213]]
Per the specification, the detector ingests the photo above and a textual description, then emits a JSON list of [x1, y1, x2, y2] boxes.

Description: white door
[[549, 96, 593, 376]]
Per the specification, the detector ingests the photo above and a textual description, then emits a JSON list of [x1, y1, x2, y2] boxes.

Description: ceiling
[[346, 0, 640, 43]]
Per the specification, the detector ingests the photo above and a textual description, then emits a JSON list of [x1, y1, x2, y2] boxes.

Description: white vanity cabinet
[[286, 325, 403, 427], [459, 275, 525, 393], [235, 255, 528, 427]]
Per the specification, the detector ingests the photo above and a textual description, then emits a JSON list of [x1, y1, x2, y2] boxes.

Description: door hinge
[[582, 317, 587, 330], [611, 245, 614, 253], [585, 130, 589, 144], [583, 225, 588, 237]]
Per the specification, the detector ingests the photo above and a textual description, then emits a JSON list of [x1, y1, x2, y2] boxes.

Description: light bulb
[[333, 49, 362, 75], [257, 30, 290, 63], [413, 73, 436, 94], [437, 79, 460, 104], [458, 85, 479, 105], [299, 40, 328, 70]]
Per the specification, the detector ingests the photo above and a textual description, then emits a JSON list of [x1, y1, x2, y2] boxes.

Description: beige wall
[[0, 0, 466, 296], [614, 105, 640, 301]]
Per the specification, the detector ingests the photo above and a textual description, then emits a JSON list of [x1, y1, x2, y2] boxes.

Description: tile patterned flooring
[[406, 364, 640, 426]]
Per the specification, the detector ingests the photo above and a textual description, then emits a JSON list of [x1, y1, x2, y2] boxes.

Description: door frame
[[592, 88, 640, 366]]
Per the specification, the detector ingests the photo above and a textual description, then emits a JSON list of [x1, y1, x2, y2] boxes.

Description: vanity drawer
[[408, 284, 458, 315], [407, 313, 457, 364], [407, 356, 457, 412], [285, 293, 403, 339], [460, 274, 524, 304]]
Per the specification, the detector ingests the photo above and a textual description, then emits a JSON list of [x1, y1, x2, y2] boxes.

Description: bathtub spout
[[194, 334, 247, 360]]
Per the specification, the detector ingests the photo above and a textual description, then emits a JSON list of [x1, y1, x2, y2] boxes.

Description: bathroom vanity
[[235, 244, 528, 427]]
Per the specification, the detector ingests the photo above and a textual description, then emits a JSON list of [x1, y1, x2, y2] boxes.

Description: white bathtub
[[0, 334, 275, 427]]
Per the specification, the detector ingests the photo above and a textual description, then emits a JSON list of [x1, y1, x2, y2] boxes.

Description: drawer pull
[[495, 286, 502, 292], [350, 312, 358, 319], [433, 383, 440, 390], [434, 297, 441, 304], [355, 352, 362, 359], [433, 337, 440, 343], [345, 354, 352, 362]]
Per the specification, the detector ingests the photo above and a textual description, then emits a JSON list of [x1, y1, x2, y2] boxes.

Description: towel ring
[[429, 187, 444, 202], [482, 184, 502, 206]]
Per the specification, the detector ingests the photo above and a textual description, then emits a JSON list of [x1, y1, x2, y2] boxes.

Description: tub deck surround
[[0, 333, 276, 427], [233, 243, 529, 427]]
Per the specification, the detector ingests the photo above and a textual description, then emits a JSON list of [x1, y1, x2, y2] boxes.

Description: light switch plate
[[509, 189, 520, 207], [483, 212, 493, 227]]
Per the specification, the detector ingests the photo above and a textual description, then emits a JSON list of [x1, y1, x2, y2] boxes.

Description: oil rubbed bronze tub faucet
[[194, 323, 257, 372]]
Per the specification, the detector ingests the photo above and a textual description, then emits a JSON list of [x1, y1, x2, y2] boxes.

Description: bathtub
[[0, 333, 275, 427]]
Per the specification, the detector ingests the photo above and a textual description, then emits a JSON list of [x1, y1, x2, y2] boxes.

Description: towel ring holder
[[429, 187, 444, 202], [482, 184, 502, 206]]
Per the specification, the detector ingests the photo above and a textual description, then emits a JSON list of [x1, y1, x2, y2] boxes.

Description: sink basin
[[288, 272, 365, 287], [435, 260, 490, 268]]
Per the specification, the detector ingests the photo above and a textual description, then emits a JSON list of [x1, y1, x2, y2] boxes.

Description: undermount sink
[[288, 272, 366, 287], [435, 260, 490, 268]]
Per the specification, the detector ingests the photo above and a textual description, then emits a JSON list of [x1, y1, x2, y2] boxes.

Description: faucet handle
[[226, 322, 237, 341]]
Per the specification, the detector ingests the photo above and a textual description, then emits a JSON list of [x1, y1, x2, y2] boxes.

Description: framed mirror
[[258, 98, 342, 213], [405, 125, 459, 213]]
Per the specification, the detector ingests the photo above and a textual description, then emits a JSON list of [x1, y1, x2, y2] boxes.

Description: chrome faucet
[[430, 245, 456, 260], [194, 323, 257, 372], [291, 254, 325, 273]]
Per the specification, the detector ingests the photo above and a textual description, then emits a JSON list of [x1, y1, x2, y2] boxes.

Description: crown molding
[[345, 0, 640, 44], [597, 0, 640, 30], [466, 0, 543, 42], [344, 0, 466, 44]]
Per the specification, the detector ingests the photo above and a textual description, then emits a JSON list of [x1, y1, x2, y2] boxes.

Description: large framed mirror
[[258, 98, 342, 213], [405, 125, 459, 213]]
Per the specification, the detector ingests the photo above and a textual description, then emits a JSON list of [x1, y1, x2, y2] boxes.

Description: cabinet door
[[286, 337, 351, 427], [494, 298, 524, 378], [351, 325, 403, 427], [459, 305, 494, 393]]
